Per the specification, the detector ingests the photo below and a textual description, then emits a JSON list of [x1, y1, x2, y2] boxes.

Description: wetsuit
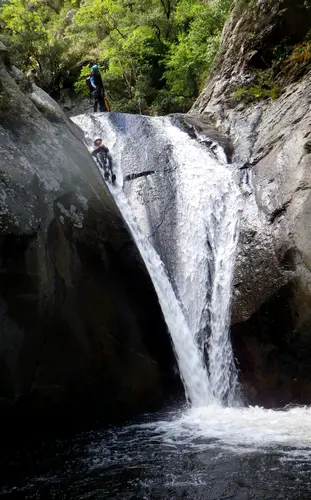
[[90, 71, 107, 112], [92, 146, 113, 179]]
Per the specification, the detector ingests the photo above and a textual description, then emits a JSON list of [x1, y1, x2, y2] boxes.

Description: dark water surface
[[1, 406, 311, 500]]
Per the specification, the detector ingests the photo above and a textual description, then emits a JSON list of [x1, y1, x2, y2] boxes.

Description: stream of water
[[73, 112, 241, 405], [162, 121, 241, 405], [2, 112, 310, 499]]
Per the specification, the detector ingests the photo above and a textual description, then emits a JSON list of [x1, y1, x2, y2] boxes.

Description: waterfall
[[72, 113, 241, 406], [113, 191, 213, 406], [162, 122, 241, 405]]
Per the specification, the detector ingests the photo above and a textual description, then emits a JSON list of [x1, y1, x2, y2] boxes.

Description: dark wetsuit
[[92, 146, 113, 175], [90, 71, 107, 113]]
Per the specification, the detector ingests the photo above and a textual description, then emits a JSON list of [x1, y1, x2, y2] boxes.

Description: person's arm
[[91, 146, 102, 157], [90, 75, 97, 89]]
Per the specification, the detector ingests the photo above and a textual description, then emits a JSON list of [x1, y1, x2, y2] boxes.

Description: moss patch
[[230, 71, 280, 105]]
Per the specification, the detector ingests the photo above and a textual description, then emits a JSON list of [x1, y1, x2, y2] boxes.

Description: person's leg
[[93, 98, 98, 112], [104, 166, 110, 179], [107, 156, 116, 183], [99, 96, 107, 112]]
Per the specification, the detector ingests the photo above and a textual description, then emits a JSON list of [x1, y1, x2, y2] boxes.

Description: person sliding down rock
[[91, 138, 116, 183], [87, 65, 107, 113]]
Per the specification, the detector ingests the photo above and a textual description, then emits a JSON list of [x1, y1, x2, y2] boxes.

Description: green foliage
[[231, 84, 279, 103], [230, 71, 280, 104], [0, 0, 82, 93], [163, 0, 232, 98], [1, 0, 233, 113], [285, 40, 311, 68], [74, 65, 95, 96]]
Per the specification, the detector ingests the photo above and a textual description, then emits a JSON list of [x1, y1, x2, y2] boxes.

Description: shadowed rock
[[0, 45, 179, 428]]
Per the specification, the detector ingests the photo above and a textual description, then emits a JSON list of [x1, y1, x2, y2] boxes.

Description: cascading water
[[162, 122, 241, 404], [72, 112, 241, 406], [111, 193, 212, 406]]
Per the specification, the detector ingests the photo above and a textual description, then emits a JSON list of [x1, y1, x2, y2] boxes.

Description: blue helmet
[[92, 64, 99, 72]]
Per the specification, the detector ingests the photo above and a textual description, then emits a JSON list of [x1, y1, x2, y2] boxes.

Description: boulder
[[58, 88, 92, 116], [170, 113, 234, 163], [0, 49, 178, 426]]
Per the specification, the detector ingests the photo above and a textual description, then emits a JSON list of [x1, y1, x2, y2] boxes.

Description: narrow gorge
[[1, 0, 311, 498]]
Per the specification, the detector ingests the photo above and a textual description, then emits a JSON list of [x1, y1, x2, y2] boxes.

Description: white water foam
[[140, 405, 311, 460], [114, 191, 213, 406], [161, 121, 241, 404]]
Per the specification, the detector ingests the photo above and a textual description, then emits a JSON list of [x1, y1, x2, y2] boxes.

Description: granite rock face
[[0, 46, 178, 423], [193, 0, 311, 405]]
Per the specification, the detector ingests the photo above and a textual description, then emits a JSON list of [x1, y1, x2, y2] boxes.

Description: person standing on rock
[[88, 65, 107, 113]]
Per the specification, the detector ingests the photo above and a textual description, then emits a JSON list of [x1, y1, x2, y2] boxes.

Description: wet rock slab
[[0, 46, 178, 425]]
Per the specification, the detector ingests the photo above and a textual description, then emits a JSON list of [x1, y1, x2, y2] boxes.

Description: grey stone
[[171, 113, 234, 163], [0, 57, 177, 422], [193, 0, 311, 405], [65, 9, 77, 25], [58, 88, 92, 116]]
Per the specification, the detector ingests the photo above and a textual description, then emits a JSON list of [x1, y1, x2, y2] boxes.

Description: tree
[[1, 0, 233, 111]]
